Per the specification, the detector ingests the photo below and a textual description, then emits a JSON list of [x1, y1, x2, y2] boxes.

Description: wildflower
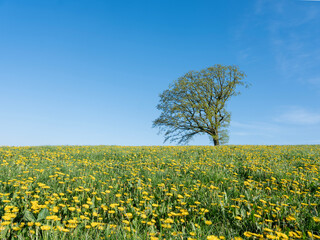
[[308, 232, 320, 239], [91, 222, 100, 227], [164, 218, 174, 224], [2, 215, 13, 221], [40, 225, 51, 230], [207, 236, 220, 240], [124, 226, 131, 232], [161, 224, 171, 229], [313, 217, 320, 222], [286, 216, 296, 221], [122, 220, 130, 225], [266, 234, 277, 239]]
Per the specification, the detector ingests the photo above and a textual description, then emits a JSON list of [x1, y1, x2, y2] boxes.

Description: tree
[[153, 64, 248, 146]]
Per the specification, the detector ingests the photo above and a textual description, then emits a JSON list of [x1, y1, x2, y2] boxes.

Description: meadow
[[0, 145, 319, 239]]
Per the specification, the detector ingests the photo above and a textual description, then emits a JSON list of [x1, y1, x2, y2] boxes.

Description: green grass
[[0, 145, 319, 239]]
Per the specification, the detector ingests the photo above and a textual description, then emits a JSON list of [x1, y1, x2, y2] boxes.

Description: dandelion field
[[0, 145, 320, 240]]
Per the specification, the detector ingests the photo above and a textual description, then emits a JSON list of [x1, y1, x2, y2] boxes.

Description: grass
[[0, 145, 319, 239]]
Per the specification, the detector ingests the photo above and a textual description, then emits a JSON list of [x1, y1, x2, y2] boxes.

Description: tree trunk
[[213, 138, 220, 146], [213, 131, 220, 146]]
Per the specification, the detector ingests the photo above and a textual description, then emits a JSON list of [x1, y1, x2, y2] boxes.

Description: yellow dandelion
[[40, 225, 51, 230], [68, 207, 76, 211], [207, 236, 220, 240]]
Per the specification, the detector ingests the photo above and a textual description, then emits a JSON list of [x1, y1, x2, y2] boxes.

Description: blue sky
[[0, 0, 319, 146]]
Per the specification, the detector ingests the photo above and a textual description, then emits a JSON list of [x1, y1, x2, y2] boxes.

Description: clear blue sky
[[1, 0, 319, 146]]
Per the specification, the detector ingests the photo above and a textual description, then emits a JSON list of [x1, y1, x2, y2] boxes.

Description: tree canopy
[[153, 64, 248, 145]]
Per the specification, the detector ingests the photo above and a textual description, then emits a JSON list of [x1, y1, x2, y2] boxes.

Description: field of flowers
[[0, 145, 319, 239]]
